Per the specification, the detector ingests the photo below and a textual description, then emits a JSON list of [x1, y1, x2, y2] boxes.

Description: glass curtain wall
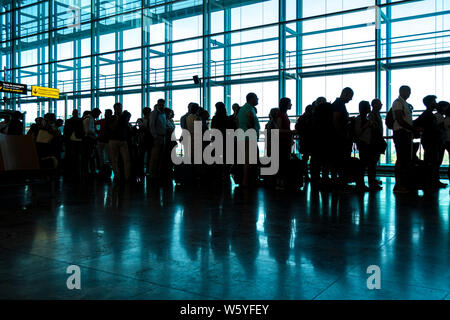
[[0, 0, 449, 165]]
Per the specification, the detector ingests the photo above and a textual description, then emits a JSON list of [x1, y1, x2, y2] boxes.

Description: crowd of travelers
[[1, 85, 449, 194]]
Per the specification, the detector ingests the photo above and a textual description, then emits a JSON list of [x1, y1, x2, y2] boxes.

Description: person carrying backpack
[[390, 86, 420, 194]]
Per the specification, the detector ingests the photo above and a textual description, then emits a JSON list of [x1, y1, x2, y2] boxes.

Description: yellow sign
[[31, 86, 59, 99]]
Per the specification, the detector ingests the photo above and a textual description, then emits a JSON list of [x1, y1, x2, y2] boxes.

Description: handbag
[[36, 129, 54, 144]]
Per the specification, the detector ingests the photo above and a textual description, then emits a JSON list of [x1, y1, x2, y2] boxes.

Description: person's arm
[[333, 112, 341, 131], [391, 100, 415, 132], [394, 109, 415, 131], [247, 111, 255, 129]]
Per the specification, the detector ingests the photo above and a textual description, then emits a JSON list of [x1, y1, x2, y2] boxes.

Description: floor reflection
[[0, 177, 448, 299]]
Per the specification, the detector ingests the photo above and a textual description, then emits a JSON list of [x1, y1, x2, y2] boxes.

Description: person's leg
[[393, 130, 412, 191], [423, 143, 438, 188], [159, 140, 169, 183], [367, 147, 379, 188], [80, 139, 89, 180], [149, 137, 163, 180], [88, 138, 97, 175], [310, 151, 320, 183], [109, 140, 120, 180], [75, 141, 84, 182], [119, 141, 131, 181], [97, 142, 105, 168], [64, 141, 73, 178], [276, 140, 289, 188], [431, 143, 443, 187], [242, 139, 250, 187], [438, 144, 445, 166], [137, 141, 146, 178], [330, 139, 340, 182], [357, 144, 369, 189]]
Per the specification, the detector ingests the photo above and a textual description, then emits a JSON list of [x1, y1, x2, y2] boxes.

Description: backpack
[[73, 119, 84, 139], [385, 108, 394, 130]]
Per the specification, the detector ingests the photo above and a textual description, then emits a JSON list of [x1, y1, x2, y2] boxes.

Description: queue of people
[[1, 85, 449, 194]]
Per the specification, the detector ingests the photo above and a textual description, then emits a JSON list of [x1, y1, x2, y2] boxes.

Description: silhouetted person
[[331, 87, 354, 188], [63, 110, 84, 180], [369, 99, 385, 186], [108, 102, 131, 182], [237, 93, 260, 187], [414, 95, 445, 189], [436, 101, 449, 182], [37, 113, 61, 159], [211, 102, 229, 135], [180, 104, 192, 130], [229, 103, 240, 130], [355, 101, 380, 191], [163, 107, 176, 184], [135, 107, 152, 176], [444, 105, 450, 181], [27, 117, 44, 141], [295, 102, 315, 181], [392, 85, 417, 194], [185, 102, 200, 162], [211, 102, 230, 180], [6, 111, 23, 135], [96, 109, 113, 170], [149, 99, 167, 182], [275, 97, 293, 190], [265, 108, 279, 157], [83, 108, 101, 178], [310, 100, 333, 187]]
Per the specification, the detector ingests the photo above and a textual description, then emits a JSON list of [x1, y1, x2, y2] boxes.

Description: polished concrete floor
[[0, 176, 449, 300]]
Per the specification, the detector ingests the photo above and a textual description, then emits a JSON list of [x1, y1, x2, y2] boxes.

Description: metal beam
[[202, 0, 211, 111], [296, 0, 302, 115], [278, 0, 286, 100], [224, 7, 231, 111], [164, 0, 173, 108]]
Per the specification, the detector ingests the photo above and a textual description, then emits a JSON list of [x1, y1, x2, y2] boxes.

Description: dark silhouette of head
[[269, 108, 279, 120], [340, 87, 354, 103], [359, 100, 371, 115], [215, 102, 227, 117], [92, 108, 101, 119], [423, 95, 437, 111], [122, 110, 131, 122], [72, 109, 79, 118], [371, 99, 382, 112], [157, 99, 165, 111], [189, 103, 199, 115], [279, 97, 292, 113], [437, 101, 449, 115], [12, 111, 22, 120], [113, 102, 123, 115], [246, 93, 259, 107], [399, 86, 411, 100], [232, 103, 240, 114], [314, 96, 327, 107], [143, 107, 151, 117], [105, 109, 113, 118]]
